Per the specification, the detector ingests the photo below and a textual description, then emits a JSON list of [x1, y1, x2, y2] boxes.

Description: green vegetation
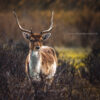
[[56, 47, 91, 68]]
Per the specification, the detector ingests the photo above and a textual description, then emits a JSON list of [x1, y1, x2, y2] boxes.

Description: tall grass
[[0, 43, 100, 100]]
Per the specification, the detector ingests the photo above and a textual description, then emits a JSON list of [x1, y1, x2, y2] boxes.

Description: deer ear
[[42, 33, 51, 41], [22, 32, 31, 40]]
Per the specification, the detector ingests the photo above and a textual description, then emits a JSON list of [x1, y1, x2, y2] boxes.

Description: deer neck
[[29, 50, 41, 77]]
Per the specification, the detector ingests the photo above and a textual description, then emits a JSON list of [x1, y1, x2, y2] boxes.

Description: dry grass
[[0, 43, 100, 100]]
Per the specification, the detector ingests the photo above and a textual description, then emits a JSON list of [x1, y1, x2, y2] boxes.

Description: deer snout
[[35, 46, 40, 50]]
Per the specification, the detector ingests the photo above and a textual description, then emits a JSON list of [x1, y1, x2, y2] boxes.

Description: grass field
[[0, 44, 100, 100]]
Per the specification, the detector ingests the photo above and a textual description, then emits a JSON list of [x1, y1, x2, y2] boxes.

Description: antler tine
[[41, 11, 54, 34], [13, 10, 32, 34]]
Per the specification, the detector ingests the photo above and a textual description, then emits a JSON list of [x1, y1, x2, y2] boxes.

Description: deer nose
[[35, 46, 40, 50]]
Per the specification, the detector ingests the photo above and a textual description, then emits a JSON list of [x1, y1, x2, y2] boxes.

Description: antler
[[41, 11, 54, 34], [13, 11, 32, 34]]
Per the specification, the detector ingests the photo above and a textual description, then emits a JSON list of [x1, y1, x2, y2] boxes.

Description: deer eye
[[30, 39, 35, 42]]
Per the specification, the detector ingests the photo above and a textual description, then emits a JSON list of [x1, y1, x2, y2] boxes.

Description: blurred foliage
[[0, 0, 100, 11], [56, 47, 91, 69], [0, 9, 100, 47], [0, 0, 100, 47]]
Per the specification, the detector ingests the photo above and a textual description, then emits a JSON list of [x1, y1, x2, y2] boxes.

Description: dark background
[[0, 0, 100, 47]]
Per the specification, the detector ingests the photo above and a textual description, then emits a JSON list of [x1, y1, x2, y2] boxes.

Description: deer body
[[26, 46, 57, 80], [13, 11, 57, 83]]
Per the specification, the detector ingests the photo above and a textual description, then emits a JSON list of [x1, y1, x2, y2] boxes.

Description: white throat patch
[[29, 51, 41, 78]]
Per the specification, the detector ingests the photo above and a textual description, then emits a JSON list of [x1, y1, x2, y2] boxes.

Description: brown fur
[[29, 33, 43, 51], [24, 33, 57, 85], [40, 47, 57, 75], [25, 47, 57, 76]]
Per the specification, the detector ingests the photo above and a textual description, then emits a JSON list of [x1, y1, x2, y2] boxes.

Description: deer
[[13, 11, 57, 86]]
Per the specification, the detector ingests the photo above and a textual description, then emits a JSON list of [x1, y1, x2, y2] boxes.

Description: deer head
[[13, 11, 54, 51]]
